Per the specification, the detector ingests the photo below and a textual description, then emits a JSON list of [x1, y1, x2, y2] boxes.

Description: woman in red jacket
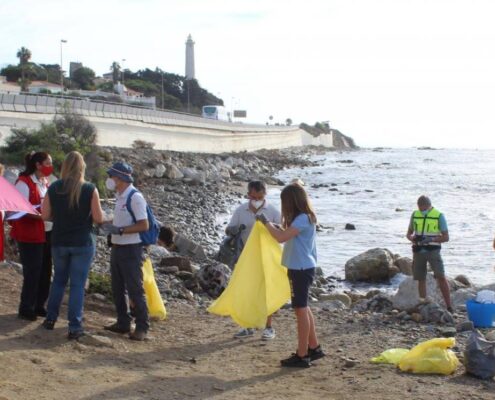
[[11, 152, 53, 321]]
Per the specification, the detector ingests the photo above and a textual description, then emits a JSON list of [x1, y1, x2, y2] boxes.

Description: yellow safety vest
[[412, 208, 442, 248]]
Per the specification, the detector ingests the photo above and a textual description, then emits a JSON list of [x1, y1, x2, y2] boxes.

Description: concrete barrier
[[0, 93, 335, 153]]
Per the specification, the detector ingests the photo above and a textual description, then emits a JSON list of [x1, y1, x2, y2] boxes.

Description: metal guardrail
[[0, 92, 296, 133]]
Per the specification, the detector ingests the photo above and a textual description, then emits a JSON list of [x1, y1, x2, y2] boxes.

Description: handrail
[[0, 91, 296, 132]]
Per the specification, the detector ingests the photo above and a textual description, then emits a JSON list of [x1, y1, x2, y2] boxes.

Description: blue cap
[[107, 161, 134, 183]]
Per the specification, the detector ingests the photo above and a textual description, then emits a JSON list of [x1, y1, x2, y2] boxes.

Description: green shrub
[[87, 271, 113, 300]]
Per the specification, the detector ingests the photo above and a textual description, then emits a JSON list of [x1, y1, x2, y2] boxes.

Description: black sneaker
[[308, 345, 326, 361], [104, 322, 131, 334], [280, 353, 311, 368], [42, 319, 56, 330], [68, 331, 85, 340]]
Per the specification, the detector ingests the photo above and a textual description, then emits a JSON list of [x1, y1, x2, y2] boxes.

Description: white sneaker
[[261, 327, 276, 340], [234, 328, 255, 338]]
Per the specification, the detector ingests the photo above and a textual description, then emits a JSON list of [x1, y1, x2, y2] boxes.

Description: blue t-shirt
[[281, 213, 317, 270]]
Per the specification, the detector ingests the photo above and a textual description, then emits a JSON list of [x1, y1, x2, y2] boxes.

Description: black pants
[[17, 234, 52, 316], [110, 244, 149, 332]]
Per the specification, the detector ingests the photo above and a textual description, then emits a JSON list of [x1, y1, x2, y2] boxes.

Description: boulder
[[318, 293, 352, 308], [366, 294, 394, 313], [345, 248, 394, 282], [165, 163, 184, 180], [394, 257, 413, 276], [419, 302, 454, 324], [345, 223, 356, 230], [318, 300, 348, 312], [197, 262, 231, 298], [181, 168, 206, 185], [392, 274, 446, 310], [452, 288, 476, 308], [454, 275, 472, 287], [160, 256, 193, 272], [154, 164, 166, 178]]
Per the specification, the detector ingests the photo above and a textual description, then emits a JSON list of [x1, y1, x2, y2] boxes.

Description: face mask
[[251, 200, 264, 209], [105, 178, 116, 191], [40, 165, 53, 177]]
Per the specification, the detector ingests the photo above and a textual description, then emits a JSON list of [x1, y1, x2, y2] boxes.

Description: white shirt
[[227, 200, 281, 245], [16, 174, 52, 232], [111, 184, 148, 245]]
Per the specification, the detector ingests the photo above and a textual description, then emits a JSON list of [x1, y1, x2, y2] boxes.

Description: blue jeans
[[46, 245, 95, 333]]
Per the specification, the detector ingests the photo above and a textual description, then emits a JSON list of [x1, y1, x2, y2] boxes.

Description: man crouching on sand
[[406, 195, 453, 312]]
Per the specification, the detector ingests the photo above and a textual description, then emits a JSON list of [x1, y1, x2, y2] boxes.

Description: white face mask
[[105, 177, 116, 191], [251, 199, 264, 209]]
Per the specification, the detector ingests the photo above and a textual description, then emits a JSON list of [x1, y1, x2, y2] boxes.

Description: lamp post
[[161, 72, 164, 109], [60, 39, 67, 91], [121, 58, 126, 84]]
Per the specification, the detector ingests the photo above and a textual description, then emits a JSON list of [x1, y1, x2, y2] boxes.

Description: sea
[[259, 148, 495, 290]]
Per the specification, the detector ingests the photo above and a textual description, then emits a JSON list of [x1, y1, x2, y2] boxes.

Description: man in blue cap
[[102, 162, 150, 341]]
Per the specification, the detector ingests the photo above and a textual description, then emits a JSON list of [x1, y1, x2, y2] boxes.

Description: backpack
[[125, 189, 160, 245]]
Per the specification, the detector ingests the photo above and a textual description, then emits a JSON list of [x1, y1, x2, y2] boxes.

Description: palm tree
[[110, 61, 121, 84], [16, 47, 32, 91]]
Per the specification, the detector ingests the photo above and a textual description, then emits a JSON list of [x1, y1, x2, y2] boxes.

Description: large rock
[[345, 248, 394, 282], [197, 262, 231, 298], [160, 256, 193, 272], [165, 163, 184, 180], [392, 274, 450, 310], [318, 293, 352, 308], [154, 163, 166, 178], [452, 288, 476, 308], [181, 168, 206, 184], [394, 257, 413, 276]]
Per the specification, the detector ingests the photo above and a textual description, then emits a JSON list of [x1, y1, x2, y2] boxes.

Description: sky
[[1, 0, 495, 148]]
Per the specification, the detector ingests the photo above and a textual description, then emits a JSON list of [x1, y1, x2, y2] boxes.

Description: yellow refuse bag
[[398, 338, 460, 375], [370, 348, 409, 365], [208, 221, 291, 328], [142, 257, 167, 320]]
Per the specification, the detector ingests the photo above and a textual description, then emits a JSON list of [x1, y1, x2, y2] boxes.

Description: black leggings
[[18, 234, 52, 315]]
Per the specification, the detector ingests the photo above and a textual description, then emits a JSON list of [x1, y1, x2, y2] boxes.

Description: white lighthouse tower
[[185, 34, 195, 80]]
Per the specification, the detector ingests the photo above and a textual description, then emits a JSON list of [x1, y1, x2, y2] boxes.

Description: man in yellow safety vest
[[406, 195, 453, 312]]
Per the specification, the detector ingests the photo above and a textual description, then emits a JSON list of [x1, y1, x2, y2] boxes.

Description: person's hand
[[419, 236, 434, 245], [255, 213, 268, 225], [101, 222, 121, 235]]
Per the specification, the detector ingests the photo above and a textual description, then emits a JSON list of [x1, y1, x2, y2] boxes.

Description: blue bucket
[[466, 299, 495, 328]]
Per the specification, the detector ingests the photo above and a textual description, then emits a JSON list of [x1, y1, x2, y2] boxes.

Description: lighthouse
[[185, 34, 195, 80]]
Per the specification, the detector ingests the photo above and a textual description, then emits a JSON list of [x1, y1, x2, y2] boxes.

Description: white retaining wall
[[0, 111, 334, 153]]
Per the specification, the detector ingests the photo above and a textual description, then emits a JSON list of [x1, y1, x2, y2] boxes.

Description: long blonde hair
[[60, 151, 86, 209], [280, 183, 317, 228]]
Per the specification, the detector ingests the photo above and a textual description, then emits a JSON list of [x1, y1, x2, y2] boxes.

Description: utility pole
[[60, 39, 67, 91], [121, 58, 126, 84]]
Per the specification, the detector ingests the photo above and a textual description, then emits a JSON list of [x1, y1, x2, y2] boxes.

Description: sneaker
[[308, 345, 326, 361], [129, 330, 147, 341], [42, 319, 56, 330], [233, 328, 255, 338], [261, 327, 276, 340], [68, 331, 85, 340], [104, 322, 131, 334], [280, 353, 311, 368]]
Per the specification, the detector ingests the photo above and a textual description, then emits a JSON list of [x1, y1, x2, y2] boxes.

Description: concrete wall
[[0, 93, 335, 153]]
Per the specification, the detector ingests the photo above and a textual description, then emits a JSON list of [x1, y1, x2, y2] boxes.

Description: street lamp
[[60, 39, 67, 91], [121, 58, 126, 84]]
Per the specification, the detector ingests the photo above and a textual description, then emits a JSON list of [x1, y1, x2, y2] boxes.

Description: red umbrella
[[0, 176, 39, 214]]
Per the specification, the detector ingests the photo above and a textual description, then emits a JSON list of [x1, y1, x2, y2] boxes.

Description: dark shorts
[[288, 268, 315, 308], [412, 249, 445, 280]]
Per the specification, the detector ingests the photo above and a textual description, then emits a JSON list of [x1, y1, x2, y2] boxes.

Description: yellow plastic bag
[[208, 222, 291, 328], [142, 257, 167, 320], [370, 348, 409, 365], [398, 338, 460, 375]]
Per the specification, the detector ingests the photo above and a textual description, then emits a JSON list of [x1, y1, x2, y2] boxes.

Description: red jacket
[[10, 175, 46, 243]]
